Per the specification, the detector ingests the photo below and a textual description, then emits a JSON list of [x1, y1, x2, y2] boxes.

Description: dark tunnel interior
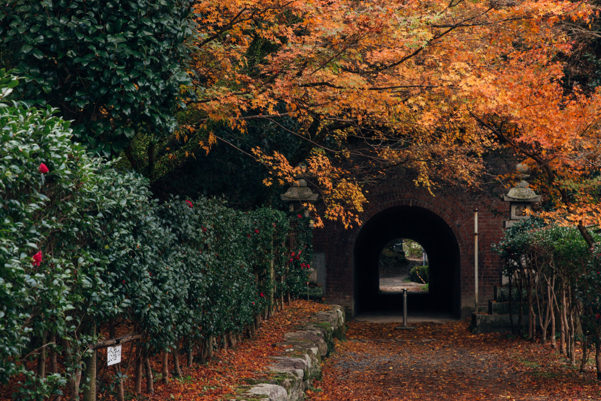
[[354, 206, 461, 316]]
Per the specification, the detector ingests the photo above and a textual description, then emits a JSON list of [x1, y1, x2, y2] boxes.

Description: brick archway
[[354, 205, 461, 315], [313, 183, 508, 317]]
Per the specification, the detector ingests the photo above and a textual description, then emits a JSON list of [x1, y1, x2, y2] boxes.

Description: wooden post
[[474, 208, 479, 313]]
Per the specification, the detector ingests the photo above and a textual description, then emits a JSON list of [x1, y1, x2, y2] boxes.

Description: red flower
[[185, 200, 193, 208], [252, 301, 255, 305], [596, 313, 601, 320], [260, 292, 265, 298], [38, 163, 49, 174], [306, 264, 311, 269], [202, 226, 207, 233], [254, 229, 260, 234], [122, 279, 126, 285], [297, 214, 302, 219], [31, 251, 42, 267], [149, 272, 152, 277]]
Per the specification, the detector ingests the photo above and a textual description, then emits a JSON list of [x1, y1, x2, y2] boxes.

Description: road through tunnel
[[354, 206, 461, 316]]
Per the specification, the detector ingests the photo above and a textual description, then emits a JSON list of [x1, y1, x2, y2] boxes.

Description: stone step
[[494, 286, 528, 302], [470, 312, 529, 334], [488, 300, 524, 315]]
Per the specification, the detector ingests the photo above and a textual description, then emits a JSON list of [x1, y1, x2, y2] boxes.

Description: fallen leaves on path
[[97, 300, 330, 401], [308, 320, 601, 401]]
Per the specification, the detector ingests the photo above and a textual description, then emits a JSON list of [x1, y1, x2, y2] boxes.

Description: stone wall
[[232, 305, 345, 401]]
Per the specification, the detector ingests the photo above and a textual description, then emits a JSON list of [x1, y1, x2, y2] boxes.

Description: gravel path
[[308, 320, 601, 401]]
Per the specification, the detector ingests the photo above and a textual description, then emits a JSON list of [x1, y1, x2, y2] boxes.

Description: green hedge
[[0, 0, 193, 156], [0, 73, 311, 400]]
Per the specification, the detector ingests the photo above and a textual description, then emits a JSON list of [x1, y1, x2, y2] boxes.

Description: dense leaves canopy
[[0, 0, 193, 156], [183, 0, 600, 227]]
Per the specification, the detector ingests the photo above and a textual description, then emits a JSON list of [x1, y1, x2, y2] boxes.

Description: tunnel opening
[[354, 206, 461, 317], [378, 238, 429, 295]]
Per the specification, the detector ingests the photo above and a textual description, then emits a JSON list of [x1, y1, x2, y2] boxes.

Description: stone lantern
[[503, 163, 541, 228], [280, 178, 319, 210], [281, 166, 320, 286], [280, 163, 319, 214]]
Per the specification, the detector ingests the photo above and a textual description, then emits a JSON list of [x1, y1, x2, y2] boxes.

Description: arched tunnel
[[354, 206, 461, 316]]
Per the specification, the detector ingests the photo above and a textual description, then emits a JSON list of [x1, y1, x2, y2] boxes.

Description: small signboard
[[107, 345, 122, 366]]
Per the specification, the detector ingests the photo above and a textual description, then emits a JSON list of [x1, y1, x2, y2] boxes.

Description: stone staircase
[[471, 285, 529, 333]]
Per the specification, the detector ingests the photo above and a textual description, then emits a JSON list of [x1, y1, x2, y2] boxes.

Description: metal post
[[474, 208, 479, 313], [403, 289, 408, 327]]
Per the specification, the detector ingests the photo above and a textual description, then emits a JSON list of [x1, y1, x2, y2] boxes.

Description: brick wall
[[313, 180, 508, 317]]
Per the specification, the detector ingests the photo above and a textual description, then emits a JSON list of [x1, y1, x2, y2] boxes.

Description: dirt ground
[[308, 320, 601, 401]]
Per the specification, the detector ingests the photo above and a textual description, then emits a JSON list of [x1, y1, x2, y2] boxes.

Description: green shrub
[[409, 265, 429, 284], [0, 72, 311, 399], [0, 0, 193, 156]]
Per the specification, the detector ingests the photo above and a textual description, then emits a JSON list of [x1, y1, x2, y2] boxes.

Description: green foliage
[[409, 265, 429, 284], [492, 218, 546, 277], [493, 218, 601, 343], [0, 73, 311, 399], [0, 0, 193, 156]]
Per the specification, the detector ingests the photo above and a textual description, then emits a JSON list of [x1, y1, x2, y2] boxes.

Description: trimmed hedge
[[0, 73, 311, 400]]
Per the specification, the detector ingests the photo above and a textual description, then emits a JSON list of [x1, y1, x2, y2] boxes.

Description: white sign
[[107, 344, 122, 366]]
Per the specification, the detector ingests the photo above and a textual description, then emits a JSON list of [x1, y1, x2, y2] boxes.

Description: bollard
[[396, 288, 414, 330], [403, 288, 408, 327]]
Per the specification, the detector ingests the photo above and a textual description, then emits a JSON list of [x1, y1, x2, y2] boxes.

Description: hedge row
[[0, 74, 311, 400], [494, 219, 601, 375]]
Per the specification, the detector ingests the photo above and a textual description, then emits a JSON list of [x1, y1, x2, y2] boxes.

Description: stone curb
[[231, 305, 345, 401]]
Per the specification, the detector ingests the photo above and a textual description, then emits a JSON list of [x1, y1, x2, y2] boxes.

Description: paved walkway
[[308, 320, 601, 401]]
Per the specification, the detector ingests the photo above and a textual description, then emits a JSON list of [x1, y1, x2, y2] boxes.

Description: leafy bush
[[0, 72, 310, 399], [409, 265, 429, 284], [0, 0, 193, 156]]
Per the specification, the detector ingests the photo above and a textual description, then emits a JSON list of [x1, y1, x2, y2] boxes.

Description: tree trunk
[[580, 335, 589, 373], [144, 356, 154, 394], [134, 350, 143, 395], [83, 324, 97, 401], [116, 365, 125, 401], [187, 340, 194, 367], [560, 285, 566, 355], [548, 279, 557, 350], [596, 341, 601, 380], [517, 273, 524, 337], [173, 348, 183, 378], [51, 334, 58, 374], [569, 307, 576, 365], [64, 341, 81, 401], [38, 333, 47, 379], [508, 275, 515, 334], [82, 351, 96, 401], [162, 351, 169, 383]]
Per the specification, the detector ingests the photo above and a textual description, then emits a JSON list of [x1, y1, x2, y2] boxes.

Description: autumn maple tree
[[179, 0, 599, 227]]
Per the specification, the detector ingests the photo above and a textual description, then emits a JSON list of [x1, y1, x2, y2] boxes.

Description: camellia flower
[[202, 226, 207, 233], [38, 163, 49, 174], [260, 292, 265, 298], [185, 200, 193, 208], [297, 214, 302, 219], [254, 229, 260, 234], [31, 251, 42, 267]]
